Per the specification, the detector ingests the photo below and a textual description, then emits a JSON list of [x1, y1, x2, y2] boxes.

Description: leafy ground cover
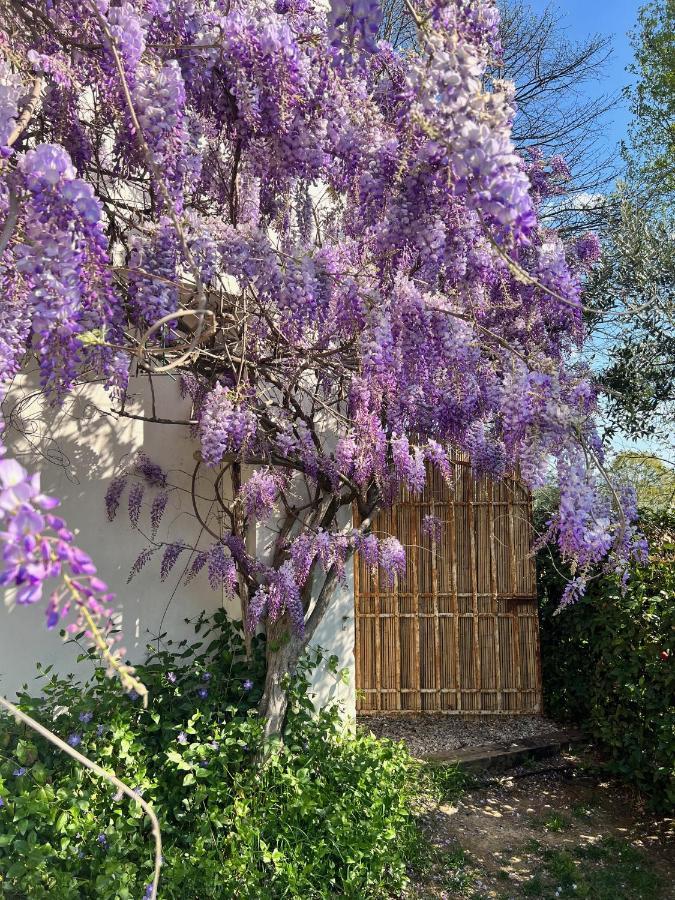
[[408, 750, 674, 900], [0, 613, 420, 899]]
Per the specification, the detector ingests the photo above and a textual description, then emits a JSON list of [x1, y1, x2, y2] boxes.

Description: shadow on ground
[[408, 750, 674, 900]]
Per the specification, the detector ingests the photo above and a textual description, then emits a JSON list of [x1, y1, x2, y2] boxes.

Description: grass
[[406, 757, 666, 900], [405, 839, 483, 898], [521, 837, 662, 900], [543, 812, 570, 832], [405, 764, 478, 898], [527, 811, 571, 832], [410, 816, 662, 899], [422, 761, 467, 802], [570, 803, 592, 819], [522, 874, 547, 896]]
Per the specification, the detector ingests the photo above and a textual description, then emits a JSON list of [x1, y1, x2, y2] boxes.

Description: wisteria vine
[[0, 0, 645, 698]]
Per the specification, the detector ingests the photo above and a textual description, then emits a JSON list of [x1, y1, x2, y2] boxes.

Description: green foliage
[[610, 452, 675, 510], [596, 2, 675, 444], [538, 510, 675, 810], [0, 612, 419, 898], [582, 196, 675, 442], [625, 0, 675, 207], [419, 762, 466, 804]]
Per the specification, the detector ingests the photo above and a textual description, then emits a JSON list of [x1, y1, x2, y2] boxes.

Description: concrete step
[[421, 728, 587, 772]]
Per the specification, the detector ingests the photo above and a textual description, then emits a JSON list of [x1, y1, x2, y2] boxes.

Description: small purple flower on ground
[[13, 767, 27, 777], [67, 733, 82, 747], [167, 671, 177, 684], [202, 671, 211, 682], [79, 711, 93, 724], [243, 679, 253, 691], [97, 833, 108, 848], [177, 731, 188, 745], [197, 687, 208, 699]]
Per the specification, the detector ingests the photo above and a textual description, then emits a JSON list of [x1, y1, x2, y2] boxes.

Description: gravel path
[[360, 714, 564, 758]]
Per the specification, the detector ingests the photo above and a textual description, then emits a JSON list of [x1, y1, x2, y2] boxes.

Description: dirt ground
[[408, 751, 675, 900]]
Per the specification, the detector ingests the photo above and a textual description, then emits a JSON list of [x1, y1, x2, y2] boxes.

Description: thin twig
[[0, 183, 19, 259], [7, 75, 44, 147]]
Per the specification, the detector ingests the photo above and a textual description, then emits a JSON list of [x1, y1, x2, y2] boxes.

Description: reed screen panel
[[354, 455, 541, 714]]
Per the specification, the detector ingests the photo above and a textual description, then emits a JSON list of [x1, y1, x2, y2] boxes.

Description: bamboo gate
[[354, 454, 541, 714]]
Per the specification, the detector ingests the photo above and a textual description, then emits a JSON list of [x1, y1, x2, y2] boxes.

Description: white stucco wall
[[0, 368, 356, 718]]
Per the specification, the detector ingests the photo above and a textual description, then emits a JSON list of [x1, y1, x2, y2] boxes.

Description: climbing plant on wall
[[0, 0, 646, 734]]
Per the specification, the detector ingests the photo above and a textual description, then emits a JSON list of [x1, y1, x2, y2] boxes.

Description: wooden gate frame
[[354, 456, 542, 715]]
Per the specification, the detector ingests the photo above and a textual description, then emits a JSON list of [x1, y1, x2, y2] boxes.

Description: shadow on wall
[[0, 368, 236, 697]]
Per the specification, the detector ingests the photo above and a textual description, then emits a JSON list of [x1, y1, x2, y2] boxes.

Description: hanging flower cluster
[[199, 384, 258, 466], [8, 144, 126, 397]]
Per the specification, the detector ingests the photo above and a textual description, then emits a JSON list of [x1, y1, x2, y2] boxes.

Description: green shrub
[[0, 612, 419, 898], [538, 510, 675, 810]]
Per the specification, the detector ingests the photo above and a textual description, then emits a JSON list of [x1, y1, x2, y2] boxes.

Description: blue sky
[[526, 2, 672, 461], [526, 0, 643, 154]]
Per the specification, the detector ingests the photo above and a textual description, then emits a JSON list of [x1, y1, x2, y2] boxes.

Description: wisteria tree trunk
[[260, 617, 305, 739], [260, 559, 347, 737]]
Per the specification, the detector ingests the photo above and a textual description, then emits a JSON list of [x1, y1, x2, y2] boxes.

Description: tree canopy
[[625, 0, 675, 210]]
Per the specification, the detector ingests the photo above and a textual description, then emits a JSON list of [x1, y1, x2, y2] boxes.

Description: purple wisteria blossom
[[104, 478, 126, 522], [574, 232, 602, 266], [199, 384, 257, 466], [240, 469, 283, 520], [422, 515, 444, 543], [14, 144, 126, 397], [0, 454, 141, 697], [160, 542, 186, 582], [378, 537, 406, 586]]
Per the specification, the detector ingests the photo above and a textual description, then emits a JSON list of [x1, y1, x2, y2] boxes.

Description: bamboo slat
[[467, 475, 481, 711], [487, 481, 503, 712], [431, 493, 442, 712], [449, 483, 461, 711]]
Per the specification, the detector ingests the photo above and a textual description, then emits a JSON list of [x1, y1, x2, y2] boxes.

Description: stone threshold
[[420, 728, 587, 772]]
